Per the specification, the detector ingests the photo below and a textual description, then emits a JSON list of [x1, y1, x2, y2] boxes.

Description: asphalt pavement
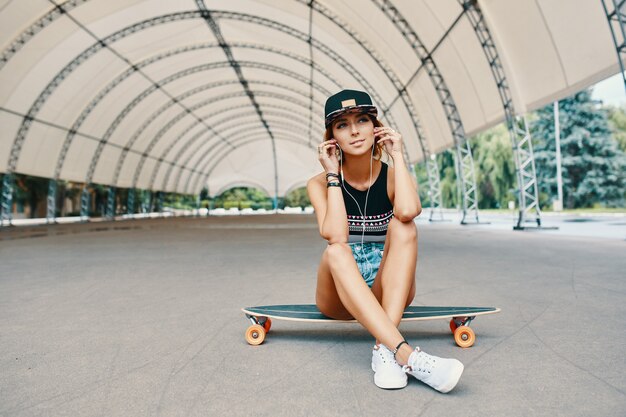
[[1, 214, 624, 416]]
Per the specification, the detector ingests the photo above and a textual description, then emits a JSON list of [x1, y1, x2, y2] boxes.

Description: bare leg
[[316, 229, 464, 392], [371, 218, 417, 329], [315, 242, 414, 365]]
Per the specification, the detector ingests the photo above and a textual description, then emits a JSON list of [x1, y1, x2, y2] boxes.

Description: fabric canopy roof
[[0, 0, 621, 198]]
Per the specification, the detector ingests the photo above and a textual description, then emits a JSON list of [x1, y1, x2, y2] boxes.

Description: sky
[[591, 72, 626, 107]]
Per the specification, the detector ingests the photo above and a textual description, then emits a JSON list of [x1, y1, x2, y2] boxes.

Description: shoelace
[[402, 349, 435, 375]]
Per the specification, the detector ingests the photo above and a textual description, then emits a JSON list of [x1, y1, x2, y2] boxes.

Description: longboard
[[242, 304, 500, 348]]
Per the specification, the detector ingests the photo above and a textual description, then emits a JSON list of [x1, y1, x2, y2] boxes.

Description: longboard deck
[[242, 304, 500, 323], [242, 304, 500, 347]]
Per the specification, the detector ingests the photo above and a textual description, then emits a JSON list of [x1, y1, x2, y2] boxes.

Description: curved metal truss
[[462, 0, 542, 229], [3, 8, 395, 164], [92, 68, 325, 189], [111, 62, 324, 184], [370, 0, 476, 222], [196, 1, 279, 208], [90, 69, 323, 192], [196, 132, 316, 195], [134, 89, 322, 194], [304, 0, 421, 169], [161, 109, 323, 193], [156, 114, 323, 193], [305, 2, 315, 148], [2, 7, 414, 221], [141, 79, 325, 191], [55, 41, 339, 181], [176, 93, 323, 194], [0, 0, 90, 71], [65, 45, 337, 183], [46, 50, 338, 220], [164, 103, 321, 193], [602, 0, 626, 93], [2, 4, 488, 222], [192, 130, 316, 195]]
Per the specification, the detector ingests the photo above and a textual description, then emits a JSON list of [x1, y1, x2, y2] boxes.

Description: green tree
[[163, 192, 197, 210], [531, 89, 626, 208], [470, 123, 516, 209], [214, 187, 272, 209], [437, 151, 458, 208], [607, 105, 626, 153], [14, 174, 48, 217], [413, 163, 431, 207], [284, 186, 310, 208]]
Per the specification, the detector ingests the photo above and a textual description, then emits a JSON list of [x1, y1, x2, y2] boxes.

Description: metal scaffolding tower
[[602, 0, 626, 93], [463, 0, 543, 229]]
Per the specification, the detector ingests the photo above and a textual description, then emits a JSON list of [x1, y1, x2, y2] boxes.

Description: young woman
[[306, 89, 464, 392]]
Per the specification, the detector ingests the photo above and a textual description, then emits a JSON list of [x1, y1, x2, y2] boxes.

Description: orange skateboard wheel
[[245, 324, 266, 345], [263, 318, 272, 333], [454, 326, 475, 348]]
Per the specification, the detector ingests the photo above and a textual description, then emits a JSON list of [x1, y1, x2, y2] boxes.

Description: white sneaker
[[371, 344, 408, 389], [403, 347, 464, 393]]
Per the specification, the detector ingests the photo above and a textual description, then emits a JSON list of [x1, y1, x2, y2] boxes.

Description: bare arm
[[390, 153, 422, 222], [375, 126, 422, 222], [307, 138, 349, 243], [307, 176, 348, 243]]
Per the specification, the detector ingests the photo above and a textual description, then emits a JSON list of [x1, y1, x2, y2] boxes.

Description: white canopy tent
[[0, 0, 622, 205]]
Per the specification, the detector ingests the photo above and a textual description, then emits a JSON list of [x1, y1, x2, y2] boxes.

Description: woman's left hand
[[374, 127, 403, 158]]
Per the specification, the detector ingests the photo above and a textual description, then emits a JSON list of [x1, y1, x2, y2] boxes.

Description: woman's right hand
[[318, 139, 340, 174]]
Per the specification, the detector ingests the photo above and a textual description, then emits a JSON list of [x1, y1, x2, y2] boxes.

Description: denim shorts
[[348, 242, 385, 288]]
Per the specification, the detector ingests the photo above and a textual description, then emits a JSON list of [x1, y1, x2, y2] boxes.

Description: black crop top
[[341, 162, 394, 243]]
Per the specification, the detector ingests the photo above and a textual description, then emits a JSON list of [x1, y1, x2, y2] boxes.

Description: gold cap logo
[[341, 99, 356, 108]]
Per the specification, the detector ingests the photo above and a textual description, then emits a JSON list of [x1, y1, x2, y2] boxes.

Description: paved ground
[[1, 214, 625, 416]]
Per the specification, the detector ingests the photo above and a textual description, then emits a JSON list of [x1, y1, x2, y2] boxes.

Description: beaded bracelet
[[325, 172, 339, 180]]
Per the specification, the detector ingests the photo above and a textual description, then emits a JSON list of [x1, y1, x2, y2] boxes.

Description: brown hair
[[323, 113, 386, 161]]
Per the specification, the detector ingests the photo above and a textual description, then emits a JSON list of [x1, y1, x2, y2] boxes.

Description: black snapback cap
[[324, 89, 378, 127]]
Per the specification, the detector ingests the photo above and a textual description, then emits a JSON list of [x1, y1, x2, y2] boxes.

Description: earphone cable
[[339, 142, 376, 272]]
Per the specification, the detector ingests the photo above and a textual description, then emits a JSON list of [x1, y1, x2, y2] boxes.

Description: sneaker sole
[[436, 362, 464, 394], [372, 363, 408, 390]]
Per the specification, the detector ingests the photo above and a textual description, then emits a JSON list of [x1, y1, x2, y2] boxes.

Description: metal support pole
[[602, 0, 626, 94], [463, 1, 543, 229], [426, 156, 444, 221], [80, 186, 90, 221], [374, 0, 478, 224], [127, 188, 135, 215], [455, 141, 480, 224], [106, 186, 116, 219], [155, 191, 164, 214], [510, 117, 542, 228], [47, 179, 57, 223], [554, 102, 564, 211], [1, 173, 14, 225], [142, 190, 150, 214]]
